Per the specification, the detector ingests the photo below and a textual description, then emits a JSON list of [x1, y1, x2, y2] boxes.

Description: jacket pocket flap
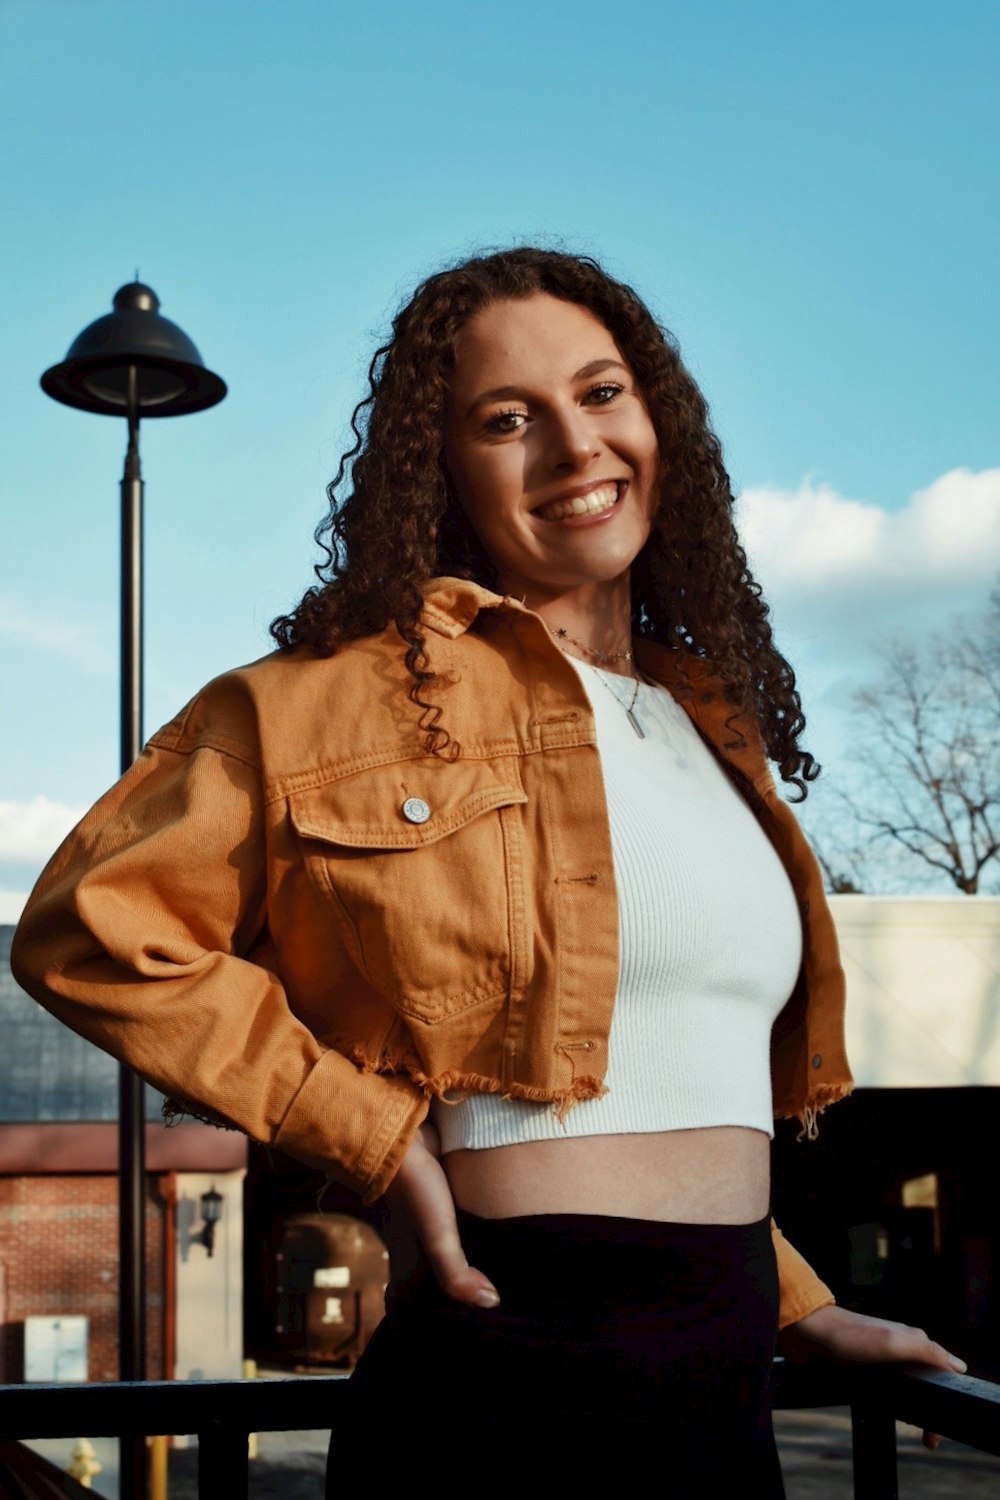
[[289, 763, 527, 850]]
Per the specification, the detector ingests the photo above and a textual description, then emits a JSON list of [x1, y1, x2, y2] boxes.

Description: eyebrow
[[464, 358, 630, 419]]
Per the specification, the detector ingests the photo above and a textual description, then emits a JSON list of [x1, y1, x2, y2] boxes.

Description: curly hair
[[270, 247, 819, 797]]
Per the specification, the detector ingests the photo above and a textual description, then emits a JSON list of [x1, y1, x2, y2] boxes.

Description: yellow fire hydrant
[[244, 1356, 259, 1460], [67, 1438, 102, 1488]]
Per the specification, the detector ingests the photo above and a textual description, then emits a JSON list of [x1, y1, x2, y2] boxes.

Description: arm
[[771, 1219, 835, 1329], [10, 711, 428, 1201]]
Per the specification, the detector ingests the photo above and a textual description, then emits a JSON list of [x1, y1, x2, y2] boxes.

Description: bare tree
[[833, 589, 1000, 894], [811, 843, 866, 896]]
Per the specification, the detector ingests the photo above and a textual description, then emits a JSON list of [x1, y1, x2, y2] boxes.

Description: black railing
[[1, 1363, 998, 1498], [773, 1362, 1000, 1498]]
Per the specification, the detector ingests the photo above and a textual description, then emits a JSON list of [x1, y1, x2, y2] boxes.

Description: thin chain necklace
[[581, 662, 646, 739], [552, 626, 633, 665]]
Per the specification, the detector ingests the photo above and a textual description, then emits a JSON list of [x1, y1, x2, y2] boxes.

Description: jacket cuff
[[771, 1219, 836, 1330], [273, 1050, 429, 1201]]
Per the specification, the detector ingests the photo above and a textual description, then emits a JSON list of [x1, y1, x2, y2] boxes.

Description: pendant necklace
[[585, 663, 646, 739]]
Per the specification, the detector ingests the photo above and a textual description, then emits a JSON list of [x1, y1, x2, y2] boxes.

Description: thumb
[[420, 1211, 501, 1309], [393, 1147, 500, 1309]]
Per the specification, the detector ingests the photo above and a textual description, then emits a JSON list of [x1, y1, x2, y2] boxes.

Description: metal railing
[[1, 1362, 998, 1498], [774, 1361, 1000, 1498]]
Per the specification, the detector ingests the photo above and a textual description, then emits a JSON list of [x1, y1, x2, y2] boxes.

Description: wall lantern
[[200, 1186, 225, 1258]]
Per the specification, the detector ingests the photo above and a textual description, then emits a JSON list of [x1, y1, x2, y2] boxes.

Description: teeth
[[535, 483, 620, 522]]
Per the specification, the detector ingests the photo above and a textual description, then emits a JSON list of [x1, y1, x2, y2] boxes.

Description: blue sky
[[2, 0, 998, 907]]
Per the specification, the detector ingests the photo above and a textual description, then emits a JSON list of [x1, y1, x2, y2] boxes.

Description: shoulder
[[637, 639, 774, 787], [147, 631, 418, 779]]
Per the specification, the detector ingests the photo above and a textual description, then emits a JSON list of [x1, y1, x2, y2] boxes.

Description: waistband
[[458, 1207, 771, 1242], [453, 1208, 775, 1307]]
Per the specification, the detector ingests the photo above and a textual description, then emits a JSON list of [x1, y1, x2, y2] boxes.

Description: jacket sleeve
[[9, 709, 428, 1203], [772, 1220, 836, 1329]]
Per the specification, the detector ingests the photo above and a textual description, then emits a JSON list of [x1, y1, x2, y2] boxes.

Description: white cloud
[[738, 480, 886, 581], [0, 797, 86, 861], [733, 467, 1000, 776], [736, 467, 1000, 660], [905, 469, 1000, 570], [738, 467, 1000, 590]]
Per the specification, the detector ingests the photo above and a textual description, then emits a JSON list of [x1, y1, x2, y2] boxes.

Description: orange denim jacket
[[11, 577, 852, 1327]]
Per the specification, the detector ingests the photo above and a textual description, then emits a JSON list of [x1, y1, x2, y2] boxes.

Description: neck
[[516, 576, 634, 665]]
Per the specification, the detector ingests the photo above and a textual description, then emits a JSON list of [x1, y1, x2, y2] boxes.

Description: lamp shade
[[41, 282, 227, 418], [200, 1187, 224, 1225]]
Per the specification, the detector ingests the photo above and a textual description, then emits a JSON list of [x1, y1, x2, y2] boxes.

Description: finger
[[911, 1341, 967, 1374], [421, 1222, 501, 1307], [437, 1261, 501, 1309], [398, 1156, 500, 1308], [420, 1212, 499, 1305], [922, 1431, 942, 1451], [879, 1324, 967, 1373]]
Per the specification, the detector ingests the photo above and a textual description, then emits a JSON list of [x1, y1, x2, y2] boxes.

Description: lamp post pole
[[42, 285, 225, 1497], [121, 366, 143, 771], [119, 364, 146, 1399]]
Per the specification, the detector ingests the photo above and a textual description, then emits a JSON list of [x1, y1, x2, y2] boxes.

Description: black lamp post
[[41, 282, 225, 1495]]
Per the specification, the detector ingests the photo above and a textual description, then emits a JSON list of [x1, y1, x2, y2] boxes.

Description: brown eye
[[485, 408, 527, 434], [585, 382, 625, 405]]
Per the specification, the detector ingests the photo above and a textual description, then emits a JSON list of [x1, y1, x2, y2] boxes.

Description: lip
[[530, 478, 628, 526], [532, 478, 627, 511]]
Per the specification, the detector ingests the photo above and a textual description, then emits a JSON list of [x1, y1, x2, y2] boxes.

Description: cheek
[[635, 427, 662, 497], [460, 450, 523, 521]]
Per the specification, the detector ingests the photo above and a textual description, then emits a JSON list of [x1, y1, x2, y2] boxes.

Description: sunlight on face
[[445, 293, 660, 610]]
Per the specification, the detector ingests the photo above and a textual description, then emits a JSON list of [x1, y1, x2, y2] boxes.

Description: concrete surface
[[26, 1406, 1000, 1497]]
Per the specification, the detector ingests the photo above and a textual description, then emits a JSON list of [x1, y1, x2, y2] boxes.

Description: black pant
[[334, 1210, 785, 1496]]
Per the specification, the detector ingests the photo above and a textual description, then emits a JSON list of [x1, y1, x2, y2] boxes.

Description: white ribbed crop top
[[432, 658, 803, 1152]]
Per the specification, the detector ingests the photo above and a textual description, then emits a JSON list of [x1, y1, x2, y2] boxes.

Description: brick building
[[0, 924, 245, 1385]]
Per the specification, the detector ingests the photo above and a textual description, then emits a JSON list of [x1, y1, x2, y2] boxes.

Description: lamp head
[[41, 281, 227, 417]]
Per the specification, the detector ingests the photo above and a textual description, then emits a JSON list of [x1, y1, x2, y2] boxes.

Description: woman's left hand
[[780, 1304, 967, 1450]]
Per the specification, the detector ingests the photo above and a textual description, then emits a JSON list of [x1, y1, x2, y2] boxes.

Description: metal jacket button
[[811, 1054, 823, 1069], [401, 797, 431, 825]]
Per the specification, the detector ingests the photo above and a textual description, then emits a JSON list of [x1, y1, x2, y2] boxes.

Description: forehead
[[450, 293, 621, 393]]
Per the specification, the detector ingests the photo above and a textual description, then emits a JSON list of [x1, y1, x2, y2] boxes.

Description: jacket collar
[[418, 577, 770, 786], [419, 576, 506, 638], [419, 575, 709, 694]]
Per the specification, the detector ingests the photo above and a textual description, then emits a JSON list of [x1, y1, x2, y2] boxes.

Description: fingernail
[[474, 1288, 500, 1309], [950, 1356, 968, 1373]]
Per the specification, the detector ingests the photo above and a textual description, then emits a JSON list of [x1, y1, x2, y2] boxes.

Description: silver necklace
[[585, 663, 645, 739]]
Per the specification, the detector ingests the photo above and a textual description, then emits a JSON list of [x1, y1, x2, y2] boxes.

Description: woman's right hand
[[384, 1121, 501, 1308]]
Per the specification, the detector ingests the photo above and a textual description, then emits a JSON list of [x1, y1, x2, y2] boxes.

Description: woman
[[12, 248, 963, 1491]]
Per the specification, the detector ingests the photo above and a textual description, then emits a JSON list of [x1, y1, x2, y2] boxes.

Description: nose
[[545, 403, 600, 472]]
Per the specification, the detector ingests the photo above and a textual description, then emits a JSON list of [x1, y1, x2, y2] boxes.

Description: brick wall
[[0, 1174, 165, 1382]]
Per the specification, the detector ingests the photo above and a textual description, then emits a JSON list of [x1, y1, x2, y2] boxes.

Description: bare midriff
[[443, 1126, 770, 1224]]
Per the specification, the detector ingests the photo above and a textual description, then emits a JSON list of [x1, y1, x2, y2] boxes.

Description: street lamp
[[42, 282, 226, 774], [41, 280, 225, 1494]]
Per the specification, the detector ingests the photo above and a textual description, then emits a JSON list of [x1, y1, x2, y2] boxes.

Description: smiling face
[[444, 293, 661, 614]]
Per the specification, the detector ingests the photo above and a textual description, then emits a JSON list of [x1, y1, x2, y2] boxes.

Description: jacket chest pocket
[[288, 763, 529, 1025]]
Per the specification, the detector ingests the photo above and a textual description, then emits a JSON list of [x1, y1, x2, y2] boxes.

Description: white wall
[[831, 896, 1000, 1088], [174, 1170, 245, 1381]]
